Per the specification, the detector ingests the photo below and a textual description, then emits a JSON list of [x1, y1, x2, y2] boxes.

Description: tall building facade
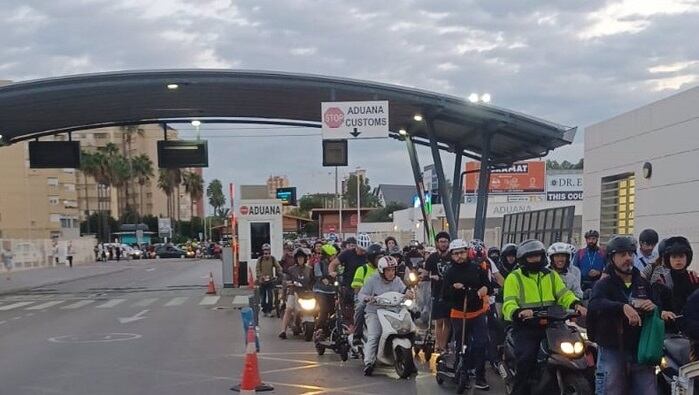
[[0, 138, 80, 239], [341, 168, 367, 194], [266, 175, 289, 198]]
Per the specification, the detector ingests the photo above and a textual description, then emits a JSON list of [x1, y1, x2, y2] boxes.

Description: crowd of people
[[252, 228, 699, 394]]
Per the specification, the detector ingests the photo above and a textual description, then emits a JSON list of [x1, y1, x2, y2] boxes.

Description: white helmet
[[377, 255, 399, 274], [448, 239, 469, 252], [547, 242, 576, 262], [357, 233, 372, 249]]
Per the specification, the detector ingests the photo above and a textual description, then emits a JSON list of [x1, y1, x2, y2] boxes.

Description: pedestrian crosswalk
[[0, 295, 232, 313]]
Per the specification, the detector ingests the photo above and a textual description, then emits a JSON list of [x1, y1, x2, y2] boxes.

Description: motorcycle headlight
[[579, 331, 588, 341], [574, 341, 584, 354], [408, 272, 418, 284], [560, 342, 575, 355], [403, 299, 414, 308], [660, 356, 668, 370], [299, 298, 316, 311]]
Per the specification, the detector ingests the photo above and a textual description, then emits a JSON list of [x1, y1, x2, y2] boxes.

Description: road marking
[[232, 295, 249, 307], [61, 300, 96, 310], [199, 296, 220, 305], [0, 302, 35, 311], [118, 309, 149, 324], [132, 298, 158, 307], [0, 320, 6, 325], [26, 301, 65, 310], [146, 268, 156, 272], [96, 299, 127, 308], [164, 297, 188, 306], [11, 316, 22, 320]]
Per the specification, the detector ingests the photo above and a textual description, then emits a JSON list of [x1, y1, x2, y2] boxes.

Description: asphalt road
[[0, 259, 505, 394]]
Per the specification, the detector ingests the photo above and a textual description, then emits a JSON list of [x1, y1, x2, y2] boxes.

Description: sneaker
[[363, 363, 374, 376], [278, 332, 287, 340], [474, 377, 490, 391]]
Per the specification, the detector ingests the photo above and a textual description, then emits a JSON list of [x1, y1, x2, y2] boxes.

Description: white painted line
[[11, 316, 22, 320], [26, 301, 65, 310], [145, 268, 156, 272], [132, 298, 158, 307], [0, 302, 35, 311], [96, 299, 127, 309], [164, 297, 188, 307], [61, 300, 96, 310], [0, 320, 6, 325], [232, 295, 249, 306], [199, 296, 220, 305], [118, 309, 149, 324]]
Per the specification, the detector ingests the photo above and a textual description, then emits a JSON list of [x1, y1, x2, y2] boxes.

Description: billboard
[[546, 172, 583, 201], [464, 161, 546, 194]]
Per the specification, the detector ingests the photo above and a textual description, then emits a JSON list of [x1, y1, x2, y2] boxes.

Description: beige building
[[0, 139, 80, 239], [266, 175, 289, 198]]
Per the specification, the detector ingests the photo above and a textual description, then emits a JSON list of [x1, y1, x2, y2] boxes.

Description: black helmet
[[408, 240, 420, 249], [585, 230, 600, 238], [388, 245, 403, 257], [434, 231, 451, 243], [658, 236, 693, 268], [639, 229, 659, 246], [366, 243, 385, 265], [294, 248, 309, 261], [488, 246, 500, 256], [516, 240, 547, 271], [605, 235, 637, 260], [501, 243, 517, 257]]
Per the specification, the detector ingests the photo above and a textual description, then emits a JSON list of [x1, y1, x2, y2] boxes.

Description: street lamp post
[[356, 170, 361, 234]]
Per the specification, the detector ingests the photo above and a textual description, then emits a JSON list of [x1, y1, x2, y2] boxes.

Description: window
[[49, 214, 62, 223], [600, 173, 636, 242], [64, 183, 75, 192], [64, 200, 78, 208], [95, 133, 108, 139], [60, 218, 71, 228], [49, 196, 59, 205], [47, 177, 59, 186]]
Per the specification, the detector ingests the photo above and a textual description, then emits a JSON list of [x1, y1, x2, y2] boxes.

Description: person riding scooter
[[441, 238, 492, 390], [279, 248, 314, 339], [502, 239, 584, 395], [547, 242, 584, 299], [358, 256, 415, 376], [351, 243, 384, 346]]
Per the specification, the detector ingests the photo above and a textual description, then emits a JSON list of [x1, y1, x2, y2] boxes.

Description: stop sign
[[323, 107, 344, 128], [240, 206, 249, 215]]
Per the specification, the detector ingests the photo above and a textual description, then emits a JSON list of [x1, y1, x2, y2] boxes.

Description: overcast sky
[[2, 0, 698, 197]]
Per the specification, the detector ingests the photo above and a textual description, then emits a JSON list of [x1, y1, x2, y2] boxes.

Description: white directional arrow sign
[[118, 309, 149, 324]]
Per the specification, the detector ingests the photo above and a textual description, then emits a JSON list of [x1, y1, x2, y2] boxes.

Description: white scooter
[[365, 291, 418, 378]]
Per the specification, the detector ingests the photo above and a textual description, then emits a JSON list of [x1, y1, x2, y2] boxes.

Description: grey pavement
[[0, 258, 505, 394]]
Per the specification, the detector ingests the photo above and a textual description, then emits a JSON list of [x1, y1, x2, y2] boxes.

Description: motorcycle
[[658, 333, 690, 394], [363, 291, 417, 378], [403, 270, 435, 362], [287, 280, 318, 342], [315, 281, 351, 361], [499, 305, 591, 395]]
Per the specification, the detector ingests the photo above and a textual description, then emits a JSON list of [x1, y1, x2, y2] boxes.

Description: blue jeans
[[451, 314, 489, 378], [259, 283, 274, 314], [595, 346, 656, 395]]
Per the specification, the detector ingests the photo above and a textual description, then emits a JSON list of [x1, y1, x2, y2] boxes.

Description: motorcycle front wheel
[[303, 322, 315, 342], [393, 346, 416, 379], [560, 371, 592, 395]]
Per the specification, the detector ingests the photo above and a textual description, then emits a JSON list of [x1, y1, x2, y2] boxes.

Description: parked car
[[154, 244, 187, 259]]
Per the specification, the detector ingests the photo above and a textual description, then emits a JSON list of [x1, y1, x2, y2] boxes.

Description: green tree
[[343, 175, 380, 208], [299, 194, 329, 214], [364, 202, 407, 222], [157, 168, 181, 219], [206, 179, 226, 217], [182, 171, 204, 220]]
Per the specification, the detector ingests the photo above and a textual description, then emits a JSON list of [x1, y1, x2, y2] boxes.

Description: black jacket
[[441, 260, 492, 313], [587, 266, 657, 358]]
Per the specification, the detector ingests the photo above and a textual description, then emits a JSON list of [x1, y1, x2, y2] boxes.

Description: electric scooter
[[315, 281, 351, 361], [435, 290, 475, 394]]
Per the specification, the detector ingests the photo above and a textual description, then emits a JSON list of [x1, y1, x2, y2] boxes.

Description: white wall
[[584, 86, 699, 251]]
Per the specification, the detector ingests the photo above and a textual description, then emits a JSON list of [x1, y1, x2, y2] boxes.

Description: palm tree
[[131, 154, 154, 217], [80, 151, 100, 234], [120, 126, 145, 216], [182, 171, 204, 220], [157, 168, 181, 220]]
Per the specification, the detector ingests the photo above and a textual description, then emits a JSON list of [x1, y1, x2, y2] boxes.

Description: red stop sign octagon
[[240, 206, 249, 215], [324, 107, 344, 128]]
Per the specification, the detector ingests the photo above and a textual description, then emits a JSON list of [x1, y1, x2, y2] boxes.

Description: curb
[[0, 266, 132, 296]]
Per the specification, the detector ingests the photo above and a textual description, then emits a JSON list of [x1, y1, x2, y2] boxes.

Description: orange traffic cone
[[206, 272, 217, 295], [247, 267, 255, 290], [231, 326, 273, 393]]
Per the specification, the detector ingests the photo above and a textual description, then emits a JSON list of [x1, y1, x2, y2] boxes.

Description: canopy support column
[[451, 145, 463, 235], [404, 135, 432, 243], [424, 118, 457, 239], [474, 132, 492, 241]]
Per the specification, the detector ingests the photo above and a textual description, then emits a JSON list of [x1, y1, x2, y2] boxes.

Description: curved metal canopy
[[0, 69, 575, 165]]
